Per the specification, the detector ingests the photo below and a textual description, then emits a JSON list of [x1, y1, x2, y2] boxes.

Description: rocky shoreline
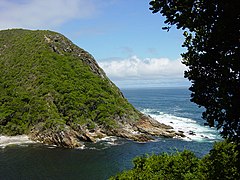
[[28, 115, 185, 148], [0, 115, 185, 149]]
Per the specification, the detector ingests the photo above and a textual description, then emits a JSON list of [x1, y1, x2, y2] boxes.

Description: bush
[[110, 150, 203, 180], [110, 140, 239, 180], [202, 140, 239, 180]]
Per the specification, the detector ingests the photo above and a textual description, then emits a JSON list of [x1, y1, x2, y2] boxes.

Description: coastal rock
[[104, 127, 153, 142], [29, 115, 185, 148], [98, 114, 185, 143], [133, 115, 185, 138], [29, 125, 83, 148], [82, 129, 107, 143]]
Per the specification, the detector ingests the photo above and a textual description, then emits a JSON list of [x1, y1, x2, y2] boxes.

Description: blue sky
[[0, 0, 190, 88]]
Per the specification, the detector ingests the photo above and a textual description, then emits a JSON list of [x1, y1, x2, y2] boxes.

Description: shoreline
[[0, 135, 35, 148]]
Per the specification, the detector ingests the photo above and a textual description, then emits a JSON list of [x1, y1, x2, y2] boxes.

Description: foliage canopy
[[0, 29, 139, 135], [149, 0, 240, 143], [110, 140, 239, 180]]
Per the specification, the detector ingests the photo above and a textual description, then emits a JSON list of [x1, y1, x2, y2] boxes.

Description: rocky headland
[[29, 115, 185, 148], [0, 29, 184, 148]]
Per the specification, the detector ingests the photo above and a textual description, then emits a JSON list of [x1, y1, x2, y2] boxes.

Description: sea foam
[[0, 135, 35, 148], [142, 109, 221, 142]]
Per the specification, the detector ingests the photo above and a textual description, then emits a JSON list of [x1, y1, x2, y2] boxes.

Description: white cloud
[[0, 0, 96, 30], [99, 56, 189, 88]]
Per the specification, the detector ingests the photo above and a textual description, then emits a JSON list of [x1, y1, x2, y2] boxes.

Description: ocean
[[0, 88, 221, 180]]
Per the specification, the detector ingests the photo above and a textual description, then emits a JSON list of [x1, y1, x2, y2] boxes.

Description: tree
[[202, 140, 239, 179], [149, 0, 240, 144]]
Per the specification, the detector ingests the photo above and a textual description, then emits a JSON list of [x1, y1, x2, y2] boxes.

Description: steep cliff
[[0, 29, 183, 148]]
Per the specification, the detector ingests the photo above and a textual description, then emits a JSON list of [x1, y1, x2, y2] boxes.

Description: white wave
[[0, 135, 35, 148], [96, 136, 121, 146], [141, 109, 221, 142], [75, 144, 86, 150]]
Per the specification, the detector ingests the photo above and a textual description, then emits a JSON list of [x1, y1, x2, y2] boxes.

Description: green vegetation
[[0, 29, 139, 135], [110, 140, 240, 179], [149, 0, 240, 143]]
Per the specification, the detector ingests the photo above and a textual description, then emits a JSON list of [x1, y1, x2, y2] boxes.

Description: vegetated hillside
[[0, 29, 180, 147]]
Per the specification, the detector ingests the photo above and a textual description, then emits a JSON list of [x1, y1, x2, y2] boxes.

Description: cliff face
[[0, 29, 183, 148]]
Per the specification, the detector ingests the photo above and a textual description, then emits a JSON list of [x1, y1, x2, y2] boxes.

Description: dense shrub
[[202, 140, 239, 180], [110, 140, 239, 180], [0, 29, 140, 135]]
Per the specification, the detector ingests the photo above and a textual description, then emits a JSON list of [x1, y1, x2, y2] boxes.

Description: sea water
[[0, 88, 221, 180]]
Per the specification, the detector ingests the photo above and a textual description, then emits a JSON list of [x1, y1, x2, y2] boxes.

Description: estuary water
[[0, 88, 221, 180]]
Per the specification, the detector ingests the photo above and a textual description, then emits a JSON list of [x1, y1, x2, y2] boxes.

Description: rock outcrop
[[29, 115, 185, 148]]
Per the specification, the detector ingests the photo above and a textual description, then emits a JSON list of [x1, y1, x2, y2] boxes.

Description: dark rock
[[188, 131, 196, 135]]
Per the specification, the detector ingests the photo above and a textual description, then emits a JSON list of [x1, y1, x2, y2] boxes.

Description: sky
[[0, 0, 190, 88]]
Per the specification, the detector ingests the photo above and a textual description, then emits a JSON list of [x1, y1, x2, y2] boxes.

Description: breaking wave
[[142, 108, 221, 142], [0, 135, 35, 149]]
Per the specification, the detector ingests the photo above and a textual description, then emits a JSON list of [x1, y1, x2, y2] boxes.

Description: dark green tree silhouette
[[149, 0, 240, 143]]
